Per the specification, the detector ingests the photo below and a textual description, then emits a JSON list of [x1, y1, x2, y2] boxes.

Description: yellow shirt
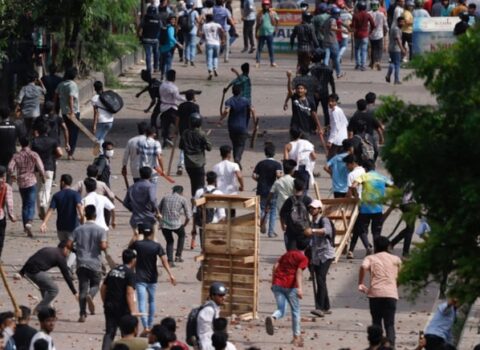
[[451, 4, 468, 16], [402, 10, 413, 34]]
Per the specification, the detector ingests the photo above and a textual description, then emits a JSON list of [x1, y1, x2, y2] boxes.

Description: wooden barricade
[[322, 198, 359, 263], [194, 194, 259, 319]]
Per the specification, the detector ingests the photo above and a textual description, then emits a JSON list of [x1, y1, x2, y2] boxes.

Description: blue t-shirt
[[50, 188, 82, 231], [355, 171, 393, 214], [225, 96, 251, 134], [327, 152, 349, 193], [213, 5, 230, 30]]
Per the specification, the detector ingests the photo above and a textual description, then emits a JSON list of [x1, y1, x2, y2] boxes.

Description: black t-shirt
[[129, 240, 166, 283], [33, 114, 64, 142], [12, 324, 37, 350], [177, 101, 200, 136], [31, 135, 58, 171], [280, 195, 312, 243], [41, 74, 62, 102], [0, 120, 19, 166], [290, 94, 316, 134], [104, 264, 136, 316], [347, 111, 381, 136], [254, 159, 282, 196]]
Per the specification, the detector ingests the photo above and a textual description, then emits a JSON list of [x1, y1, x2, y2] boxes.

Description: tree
[[376, 28, 480, 302]]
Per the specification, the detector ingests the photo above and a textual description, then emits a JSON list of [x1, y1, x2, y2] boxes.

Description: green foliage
[[376, 27, 480, 302]]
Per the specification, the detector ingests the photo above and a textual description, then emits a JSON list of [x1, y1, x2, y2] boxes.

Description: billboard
[[412, 17, 461, 55], [272, 9, 302, 53]]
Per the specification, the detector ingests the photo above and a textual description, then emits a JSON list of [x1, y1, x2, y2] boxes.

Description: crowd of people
[[0, 0, 478, 349]]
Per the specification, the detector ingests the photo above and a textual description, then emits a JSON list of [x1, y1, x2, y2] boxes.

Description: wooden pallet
[[194, 194, 259, 319], [321, 198, 359, 263]]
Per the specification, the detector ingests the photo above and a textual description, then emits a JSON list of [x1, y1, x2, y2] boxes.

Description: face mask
[[105, 150, 114, 158]]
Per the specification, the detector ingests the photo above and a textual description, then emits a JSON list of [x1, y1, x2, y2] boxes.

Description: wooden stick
[[65, 113, 100, 156], [0, 264, 21, 317], [123, 174, 130, 189], [313, 182, 321, 200], [166, 133, 178, 177], [250, 118, 260, 149]]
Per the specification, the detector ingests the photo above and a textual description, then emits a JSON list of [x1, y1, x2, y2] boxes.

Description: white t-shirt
[[91, 94, 114, 124], [194, 185, 226, 223], [347, 165, 365, 199], [212, 160, 240, 194], [328, 106, 349, 146], [203, 22, 223, 46], [29, 331, 56, 350], [82, 192, 115, 231], [288, 139, 315, 185]]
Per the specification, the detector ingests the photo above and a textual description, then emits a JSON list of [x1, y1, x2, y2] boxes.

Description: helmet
[[318, 2, 328, 12], [371, 0, 380, 5], [405, 0, 414, 6], [209, 282, 227, 296], [261, 0, 271, 5], [356, 1, 367, 10], [189, 112, 202, 128], [331, 6, 341, 15]]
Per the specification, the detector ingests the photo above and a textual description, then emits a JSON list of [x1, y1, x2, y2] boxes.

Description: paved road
[[0, 46, 437, 350]]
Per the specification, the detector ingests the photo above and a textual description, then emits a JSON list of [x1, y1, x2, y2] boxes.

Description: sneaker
[[310, 309, 324, 317], [323, 309, 332, 315], [241, 48, 248, 53], [385, 75, 391, 83], [25, 223, 33, 238], [38, 207, 46, 220], [347, 251, 354, 259], [360, 66, 366, 71], [255, 62, 260, 68], [248, 47, 255, 54], [179, 57, 184, 63], [78, 315, 86, 323], [375, 63, 381, 71], [168, 260, 176, 267], [265, 316, 274, 335], [183, 61, 189, 67], [270, 63, 277, 67], [365, 247, 373, 256], [190, 61, 195, 67], [213, 70, 218, 77], [354, 65, 360, 70], [268, 232, 278, 238], [175, 256, 184, 263], [86, 295, 95, 315], [176, 167, 183, 176], [394, 81, 402, 85], [207, 73, 213, 80], [337, 72, 346, 79]]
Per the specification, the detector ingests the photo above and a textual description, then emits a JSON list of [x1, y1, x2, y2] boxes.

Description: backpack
[[93, 155, 110, 186], [185, 301, 216, 346], [319, 217, 336, 248], [159, 26, 169, 45], [354, 134, 375, 164], [99, 90, 124, 114], [148, 79, 161, 100], [194, 187, 216, 227], [179, 10, 194, 33], [289, 195, 310, 234]]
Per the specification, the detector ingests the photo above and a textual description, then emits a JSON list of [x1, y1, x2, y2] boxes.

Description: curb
[[458, 298, 480, 350]]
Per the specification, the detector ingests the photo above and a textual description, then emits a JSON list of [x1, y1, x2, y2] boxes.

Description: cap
[[309, 199, 323, 209], [405, 0, 414, 6], [209, 282, 227, 295], [261, 0, 271, 5], [318, 2, 328, 11], [336, 0, 346, 7], [168, 13, 177, 19], [137, 223, 153, 234]]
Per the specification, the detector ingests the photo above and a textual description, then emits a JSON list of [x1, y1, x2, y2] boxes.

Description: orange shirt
[[362, 252, 402, 299]]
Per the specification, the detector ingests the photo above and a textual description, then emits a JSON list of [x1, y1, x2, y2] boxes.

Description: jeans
[[354, 37, 369, 68], [324, 42, 341, 76], [271, 285, 301, 336], [260, 194, 277, 235], [77, 267, 102, 317], [369, 297, 397, 346], [256, 35, 274, 64], [387, 51, 402, 83], [223, 30, 231, 62], [338, 37, 348, 61], [424, 334, 446, 350], [160, 108, 177, 144], [177, 150, 184, 168], [63, 112, 80, 156], [26, 271, 59, 311], [144, 42, 159, 72], [206, 44, 219, 72], [349, 212, 383, 252], [36, 170, 54, 212], [136, 282, 157, 329], [160, 50, 173, 78], [229, 131, 248, 165], [185, 33, 197, 63], [319, 94, 329, 126], [402, 32, 413, 61], [370, 38, 383, 64], [162, 226, 186, 261], [0, 218, 6, 258], [95, 122, 113, 152], [186, 166, 205, 198], [313, 259, 333, 311], [243, 20, 255, 49], [19, 185, 36, 226]]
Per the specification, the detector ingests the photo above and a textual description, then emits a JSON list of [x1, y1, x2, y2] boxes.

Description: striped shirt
[[137, 137, 162, 174], [0, 182, 14, 220], [8, 147, 45, 189]]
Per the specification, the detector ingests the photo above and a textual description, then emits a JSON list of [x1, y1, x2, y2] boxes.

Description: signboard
[[412, 17, 460, 55], [272, 9, 302, 53]]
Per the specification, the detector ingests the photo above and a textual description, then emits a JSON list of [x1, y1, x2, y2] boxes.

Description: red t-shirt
[[172, 340, 189, 350], [272, 250, 309, 289], [352, 11, 375, 39]]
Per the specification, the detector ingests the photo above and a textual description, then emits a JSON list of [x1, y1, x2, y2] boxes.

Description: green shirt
[[258, 11, 278, 36], [56, 80, 79, 115]]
